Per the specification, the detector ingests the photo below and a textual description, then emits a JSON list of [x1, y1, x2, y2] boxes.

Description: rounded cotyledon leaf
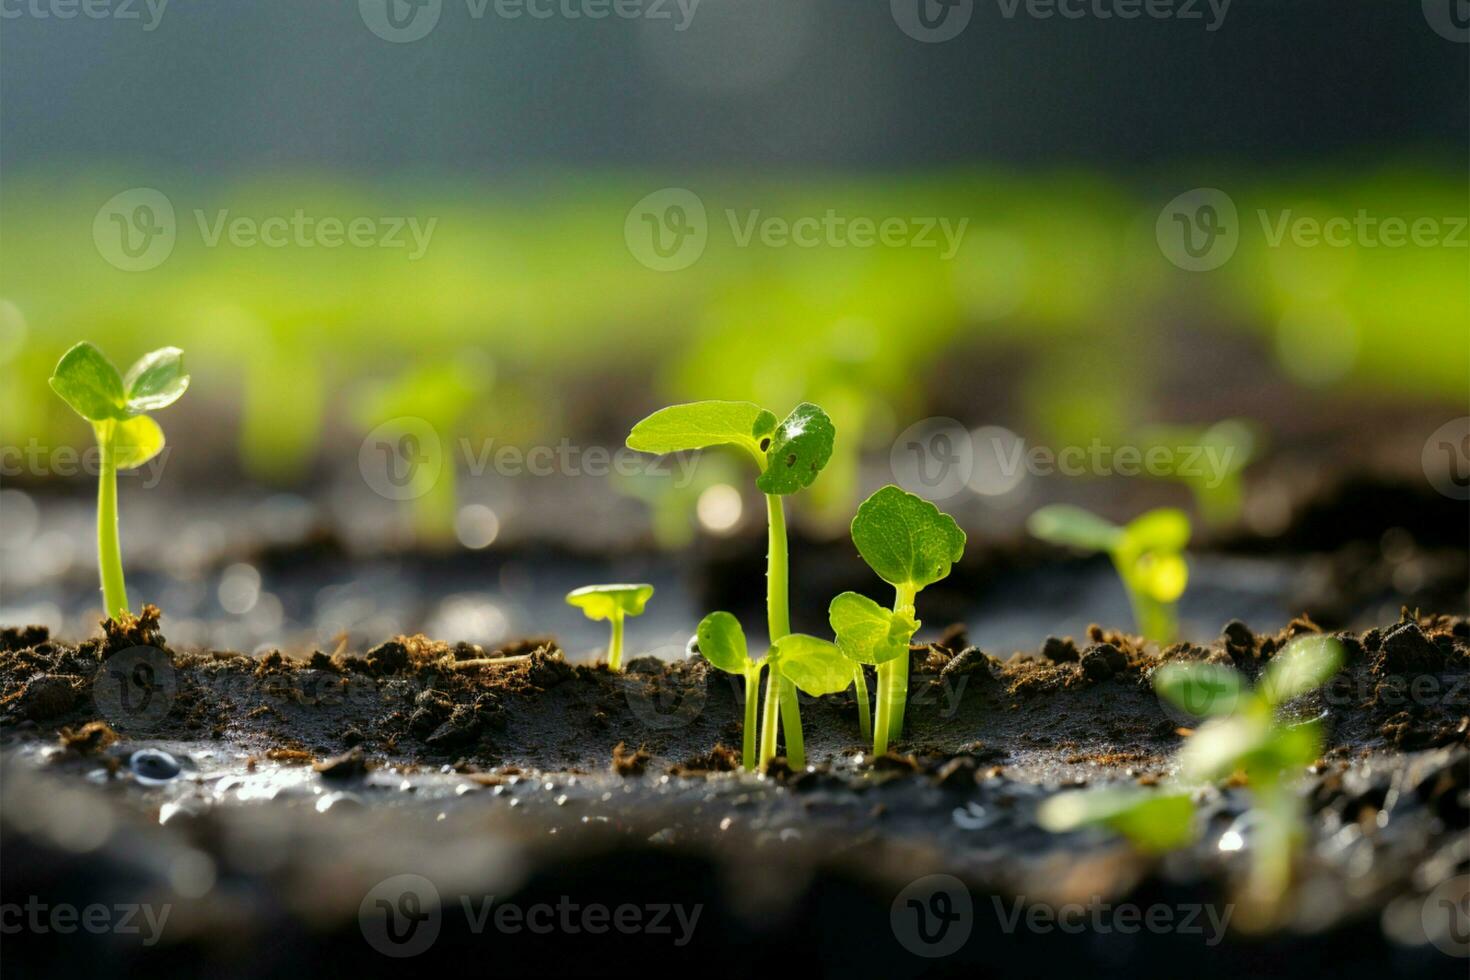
[[124, 347, 191, 413], [771, 633, 852, 696], [110, 415, 166, 470], [828, 591, 918, 666], [755, 402, 835, 495], [693, 611, 754, 675], [626, 401, 777, 464], [565, 584, 655, 621], [1026, 504, 1123, 554], [1258, 635, 1343, 707], [849, 485, 966, 591], [1120, 507, 1191, 555], [1038, 787, 1197, 853], [1153, 661, 1245, 719], [49, 342, 128, 422]]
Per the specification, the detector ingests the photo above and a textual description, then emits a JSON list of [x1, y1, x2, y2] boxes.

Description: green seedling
[[1153, 635, 1343, 923], [1027, 505, 1190, 644], [49, 342, 189, 620], [830, 486, 965, 756], [628, 400, 834, 765], [694, 611, 850, 771], [566, 584, 654, 673], [1135, 419, 1259, 527], [1038, 786, 1197, 853]]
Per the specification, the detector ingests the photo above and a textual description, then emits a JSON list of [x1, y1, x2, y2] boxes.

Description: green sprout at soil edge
[[830, 486, 965, 756], [628, 400, 834, 767], [49, 342, 190, 620], [1154, 634, 1343, 925], [694, 611, 850, 771], [1028, 505, 1190, 644], [1037, 785, 1198, 853], [566, 584, 654, 673]]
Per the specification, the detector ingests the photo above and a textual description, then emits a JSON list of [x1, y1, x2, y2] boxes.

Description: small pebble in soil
[[129, 749, 181, 785]]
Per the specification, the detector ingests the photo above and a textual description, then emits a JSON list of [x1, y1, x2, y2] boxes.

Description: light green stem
[[96, 423, 129, 621], [607, 612, 625, 672], [760, 493, 791, 766], [742, 666, 761, 772], [853, 664, 871, 742], [873, 660, 894, 757], [884, 584, 917, 745], [779, 680, 805, 769]]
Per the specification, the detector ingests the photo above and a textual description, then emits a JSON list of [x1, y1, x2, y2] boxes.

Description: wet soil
[[1, 608, 1467, 976]]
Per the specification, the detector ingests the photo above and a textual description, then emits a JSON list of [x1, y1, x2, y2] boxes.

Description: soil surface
[[1, 608, 1467, 976]]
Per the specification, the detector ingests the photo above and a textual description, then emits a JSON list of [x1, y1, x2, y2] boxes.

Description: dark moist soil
[[1, 607, 1467, 978]]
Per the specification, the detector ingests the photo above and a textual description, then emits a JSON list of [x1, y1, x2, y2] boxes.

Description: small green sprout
[[628, 400, 834, 765], [1135, 419, 1259, 527], [1154, 635, 1344, 920], [1027, 505, 1190, 644], [566, 584, 654, 673], [830, 486, 965, 756], [1038, 786, 1197, 853], [49, 342, 189, 620], [694, 611, 850, 771]]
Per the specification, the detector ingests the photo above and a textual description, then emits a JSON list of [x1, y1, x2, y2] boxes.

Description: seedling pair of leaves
[[566, 584, 654, 673], [695, 612, 850, 771], [1028, 505, 1190, 644], [627, 400, 834, 768], [49, 342, 190, 620], [828, 486, 965, 755]]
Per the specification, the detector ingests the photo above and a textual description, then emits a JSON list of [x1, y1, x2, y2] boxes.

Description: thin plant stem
[[608, 612, 625, 672], [873, 660, 894, 756], [759, 668, 781, 767], [760, 493, 791, 765], [742, 666, 761, 771], [853, 664, 871, 742], [885, 584, 917, 743], [96, 422, 129, 621], [779, 681, 805, 769]]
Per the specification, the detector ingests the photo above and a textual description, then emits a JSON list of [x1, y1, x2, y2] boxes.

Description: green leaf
[[694, 611, 751, 675], [1133, 552, 1189, 603], [49, 342, 127, 422], [123, 347, 190, 413], [755, 402, 835, 495], [829, 591, 918, 666], [849, 485, 966, 591], [110, 415, 165, 469], [565, 584, 655, 621], [626, 401, 777, 464], [1038, 788, 1196, 853], [1153, 662, 1244, 718], [772, 633, 852, 696], [1120, 508, 1192, 555], [1258, 635, 1343, 706], [1026, 504, 1122, 553], [1179, 715, 1271, 782], [1250, 720, 1323, 771]]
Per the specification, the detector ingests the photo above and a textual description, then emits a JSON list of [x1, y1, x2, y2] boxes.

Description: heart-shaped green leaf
[[124, 347, 190, 413], [565, 584, 655, 621], [1153, 661, 1244, 718], [693, 610, 752, 675], [1258, 635, 1342, 706], [626, 401, 777, 464], [1120, 508, 1191, 555], [49, 342, 127, 422], [755, 402, 835, 495], [771, 633, 852, 696], [849, 485, 966, 592], [110, 415, 166, 470], [829, 591, 918, 666], [1027, 504, 1122, 554]]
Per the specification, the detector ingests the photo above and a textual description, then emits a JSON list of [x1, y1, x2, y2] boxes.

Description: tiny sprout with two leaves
[[49, 342, 190, 620], [1038, 785, 1197, 854], [566, 584, 654, 673], [1153, 634, 1344, 921], [1027, 505, 1190, 644], [694, 611, 850, 771], [830, 486, 965, 756], [628, 400, 834, 766]]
